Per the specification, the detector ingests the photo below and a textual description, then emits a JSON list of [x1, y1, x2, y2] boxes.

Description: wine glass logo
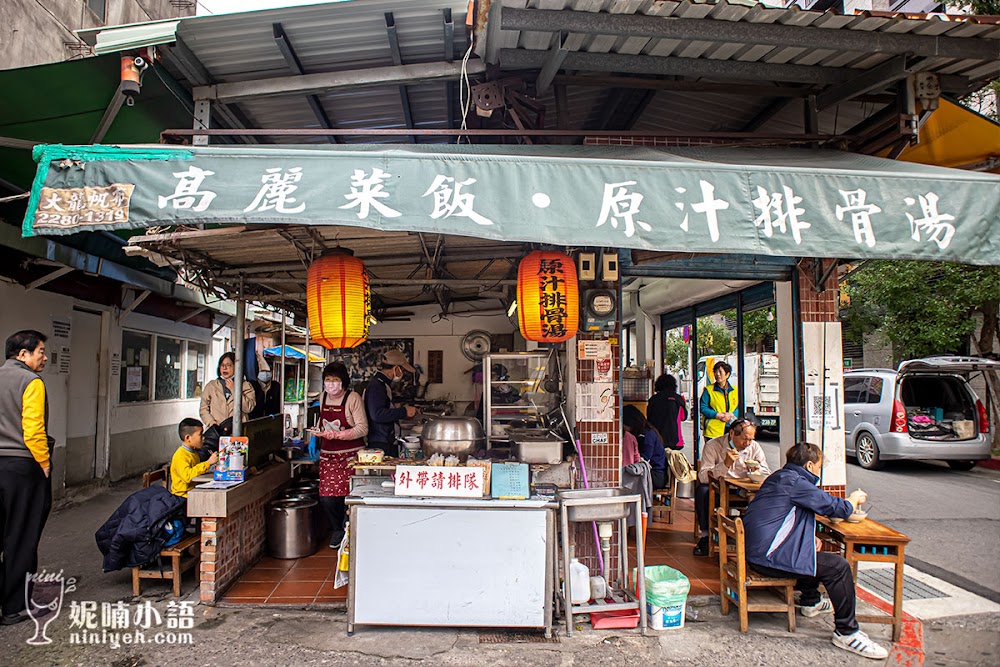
[[25, 571, 67, 646]]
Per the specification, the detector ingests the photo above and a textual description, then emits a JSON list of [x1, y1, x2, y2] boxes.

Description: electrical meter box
[[581, 289, 617, 332]]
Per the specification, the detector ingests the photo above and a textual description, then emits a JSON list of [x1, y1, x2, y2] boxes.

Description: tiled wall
[[571, 330, 626, 580], [798, 258, 839, 323], [199, 492, 278, 603]]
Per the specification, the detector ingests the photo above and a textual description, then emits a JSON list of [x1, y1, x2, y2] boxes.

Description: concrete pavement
[[2, 449, 998, 666]]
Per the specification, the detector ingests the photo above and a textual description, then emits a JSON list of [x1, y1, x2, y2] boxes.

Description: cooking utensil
[[420, 416, 486, 458]]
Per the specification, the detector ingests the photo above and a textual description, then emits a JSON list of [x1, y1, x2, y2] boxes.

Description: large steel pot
[[267, 498, 319, 559], [420, 417, 485, 458]]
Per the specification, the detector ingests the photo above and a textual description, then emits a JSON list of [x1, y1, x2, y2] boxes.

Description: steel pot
[[267, 498, 319, 559], [420, 417, 485, 458]]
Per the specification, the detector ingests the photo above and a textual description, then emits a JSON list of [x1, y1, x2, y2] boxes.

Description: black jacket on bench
[[95, 485, 186, 572]]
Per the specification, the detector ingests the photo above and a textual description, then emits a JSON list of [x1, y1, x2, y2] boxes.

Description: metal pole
[[279, 309, 286, 420], [233, 278, 246, 436], [691, 309, 700, 464], [303, 315, 310, 434], [735, 291, 746, 421]]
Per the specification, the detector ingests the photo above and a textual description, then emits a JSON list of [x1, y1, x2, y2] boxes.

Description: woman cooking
[[199, 352, 256, 451], [315, 362, 368, 548]]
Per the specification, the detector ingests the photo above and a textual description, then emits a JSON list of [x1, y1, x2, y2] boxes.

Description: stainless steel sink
[[557, 487, 632, 522]]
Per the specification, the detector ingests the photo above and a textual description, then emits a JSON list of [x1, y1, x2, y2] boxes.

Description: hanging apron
[[318, 390, 364, 498]]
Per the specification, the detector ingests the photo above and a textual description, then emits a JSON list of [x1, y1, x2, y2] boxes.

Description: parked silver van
[[844, 357, 997, 471]]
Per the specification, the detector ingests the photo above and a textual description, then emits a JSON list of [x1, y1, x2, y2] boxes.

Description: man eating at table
[[741, 442, 887, 660], [693, 419, 770, 556]]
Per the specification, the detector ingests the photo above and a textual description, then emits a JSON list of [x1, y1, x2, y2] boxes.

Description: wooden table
[[709, 477, 763, 556], [815, 516, 911, 641]]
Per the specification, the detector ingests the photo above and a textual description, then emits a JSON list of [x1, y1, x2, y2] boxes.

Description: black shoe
[[329, 530, 346, 549], [1, 610, 32, 626], [693, 537, 709, 557]]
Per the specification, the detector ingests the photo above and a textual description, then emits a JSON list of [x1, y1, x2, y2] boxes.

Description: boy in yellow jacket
[[170, 418, 217, 498]]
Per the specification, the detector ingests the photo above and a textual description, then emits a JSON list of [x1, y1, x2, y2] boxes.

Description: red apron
[[318, 391, 364, 497]]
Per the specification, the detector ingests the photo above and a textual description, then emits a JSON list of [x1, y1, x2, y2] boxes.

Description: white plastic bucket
[[647, 596, 686, 630]]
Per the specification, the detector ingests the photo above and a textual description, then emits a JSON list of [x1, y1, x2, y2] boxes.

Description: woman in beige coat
[[199, 352, 256, 432]]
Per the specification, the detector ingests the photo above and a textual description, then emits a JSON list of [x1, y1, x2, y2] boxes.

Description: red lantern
[[517, 250, 579, 343], [306, 250, 370, 349]]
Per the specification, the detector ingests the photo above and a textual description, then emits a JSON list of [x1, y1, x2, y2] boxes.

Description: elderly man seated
[[693, 419, 770, 557]]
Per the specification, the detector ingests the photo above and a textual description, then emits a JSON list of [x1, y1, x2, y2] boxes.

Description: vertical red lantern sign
[[306, 250, 371, 349], [517, 251, 579, 343]]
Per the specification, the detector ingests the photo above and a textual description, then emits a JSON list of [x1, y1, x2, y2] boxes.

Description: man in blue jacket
[[742, 442, 887, 660], [364, 349, 417, 456]]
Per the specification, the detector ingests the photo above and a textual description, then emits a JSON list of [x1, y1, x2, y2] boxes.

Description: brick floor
[[224, 498, 719, 605]]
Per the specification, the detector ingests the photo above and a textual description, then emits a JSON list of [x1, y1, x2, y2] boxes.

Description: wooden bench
[[130, 465, 200, 597], [717, 508, 796, 633]]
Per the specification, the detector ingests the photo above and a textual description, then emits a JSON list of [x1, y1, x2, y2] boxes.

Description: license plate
[[759, 417, 777, 427]]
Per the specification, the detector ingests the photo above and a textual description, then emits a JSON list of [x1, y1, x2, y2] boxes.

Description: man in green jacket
[[0, 330, 53, 625]]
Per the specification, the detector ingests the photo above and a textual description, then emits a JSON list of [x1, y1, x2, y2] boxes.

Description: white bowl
[[747, 472, 769, 484], [845, 510, 868, 523]]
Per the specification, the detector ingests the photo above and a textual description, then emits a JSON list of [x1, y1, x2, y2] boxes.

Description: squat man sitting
[[742, 442, 887, 660]]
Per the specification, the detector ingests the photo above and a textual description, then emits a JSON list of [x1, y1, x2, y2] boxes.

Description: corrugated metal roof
[[169, 0, 471, 143]]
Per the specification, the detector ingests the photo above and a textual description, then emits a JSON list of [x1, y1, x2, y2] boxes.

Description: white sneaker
[[800, 598, 834, 617], [832, 630, 890, 660]]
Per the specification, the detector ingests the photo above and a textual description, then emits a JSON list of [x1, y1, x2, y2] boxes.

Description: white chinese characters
[[158, 166, 217, 212], [423, 175, 494, 225], [836, 189, 882, 248], [340, 168, 401, 219], [904, 192, 955, 249], [244, 167, 306, 214], [751, 185, 811, 244], [597, 181, 651, 238]]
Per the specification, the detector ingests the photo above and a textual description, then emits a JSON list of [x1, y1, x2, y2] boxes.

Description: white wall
[[369, 305, 518, 408], [803, 321, 847, 487], [0, 282, 74, 494]]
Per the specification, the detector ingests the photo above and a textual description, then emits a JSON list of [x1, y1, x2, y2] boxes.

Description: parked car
[[844, 356, 997, 471]]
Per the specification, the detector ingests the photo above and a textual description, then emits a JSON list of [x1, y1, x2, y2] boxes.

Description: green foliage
[[842, 261, 1000, 362], [721, 307, 776, 352], [944, 0, 1000, 14], [663, 318, 734, 370]]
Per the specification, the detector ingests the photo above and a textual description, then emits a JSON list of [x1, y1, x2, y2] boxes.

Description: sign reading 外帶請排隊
[[394, 465, 483, 498]]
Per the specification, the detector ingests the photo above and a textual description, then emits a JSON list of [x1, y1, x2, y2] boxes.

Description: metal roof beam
[[194, 60, 485, 103], [740, 97, 795, 133], [552, 75, 817, 97], [535, 31, 569, 97], [815, 55, 909, 111], [500, 8, 1000, 62], [501, 48, 969, 90], [273, 23, 339, 144], [90, 83, 126, 144], [385, 12, 415, 142]]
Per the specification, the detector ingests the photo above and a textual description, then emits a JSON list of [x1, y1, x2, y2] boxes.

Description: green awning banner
[[22, 143, 1000, 265]]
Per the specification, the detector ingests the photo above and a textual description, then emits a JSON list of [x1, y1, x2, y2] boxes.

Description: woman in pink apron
[[316, 362, 368, 548]]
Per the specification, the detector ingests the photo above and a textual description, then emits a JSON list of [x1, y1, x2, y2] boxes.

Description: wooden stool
[[649, 469, 675, 529], [131, 534, 201, 597]]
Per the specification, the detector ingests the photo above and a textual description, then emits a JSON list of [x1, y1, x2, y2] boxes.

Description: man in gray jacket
[[0, 330, 53, 625]]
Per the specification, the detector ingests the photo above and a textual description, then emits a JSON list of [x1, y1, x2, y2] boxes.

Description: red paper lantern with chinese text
[[307, 250, 371, 349], [517, 250, 579, 343]]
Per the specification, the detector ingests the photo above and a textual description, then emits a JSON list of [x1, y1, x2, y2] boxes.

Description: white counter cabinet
[[346, 495, 556, 636]]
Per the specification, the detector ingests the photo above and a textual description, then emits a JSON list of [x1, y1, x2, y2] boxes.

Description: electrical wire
[[457, 40, 475, 144]]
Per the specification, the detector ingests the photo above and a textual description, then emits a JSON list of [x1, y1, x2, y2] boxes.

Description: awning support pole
[[280, 309, 286, 423], [233, 277, 245, 436]]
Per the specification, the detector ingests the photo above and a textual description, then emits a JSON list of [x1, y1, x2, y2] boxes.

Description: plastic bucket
[[632, 565, 691, 607], [647, 595, 687, 630]]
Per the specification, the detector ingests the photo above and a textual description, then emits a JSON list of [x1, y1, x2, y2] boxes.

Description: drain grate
[[858, 568, 948, 602], [479, 630, 560, 644]]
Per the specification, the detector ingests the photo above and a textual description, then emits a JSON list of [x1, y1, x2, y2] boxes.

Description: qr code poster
[[806, 382, 841, 431]]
